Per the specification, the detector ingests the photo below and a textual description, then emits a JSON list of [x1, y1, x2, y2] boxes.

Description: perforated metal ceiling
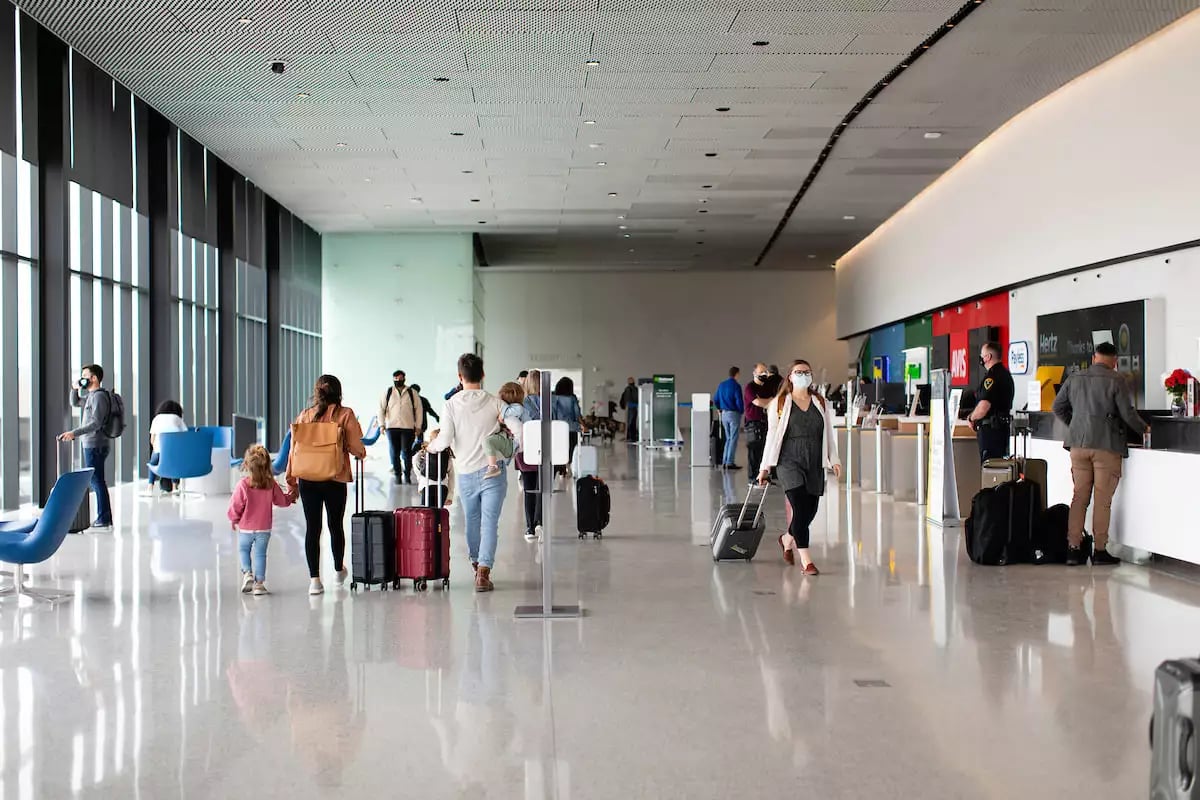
[[17, 0, 1199, 271]]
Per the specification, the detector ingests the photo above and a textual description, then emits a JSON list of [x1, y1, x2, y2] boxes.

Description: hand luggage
[[982, 458, 1019, 489], [573, 444, 598, 479], [290, 416, 345, 481], [416, 448, 451, 482], [349, 461, 396, 591], [394, 506, 451, 591], [576, 475, 611, 539], [964, 479, 1039, 565], [1150, 656, 1200, 799], [1012, 429, 1048, 515], [709, 415, 725, 467], [62, 442, 92, 533], [711, 484, 767, 562]]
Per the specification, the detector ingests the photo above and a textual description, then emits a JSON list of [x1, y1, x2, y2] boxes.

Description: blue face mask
[[790, 373, 813, 390]]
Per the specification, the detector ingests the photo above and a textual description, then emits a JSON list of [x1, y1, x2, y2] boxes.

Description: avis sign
[[950, 347, 968, 382]]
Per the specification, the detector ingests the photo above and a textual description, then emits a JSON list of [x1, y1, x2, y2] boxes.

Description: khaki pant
[[1068, 448, 1123, 549]]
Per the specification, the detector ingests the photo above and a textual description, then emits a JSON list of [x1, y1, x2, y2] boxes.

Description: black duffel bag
[[964, 480, 1040, 565]]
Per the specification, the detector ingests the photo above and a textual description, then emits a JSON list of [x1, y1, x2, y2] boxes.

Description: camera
[[270, 61, 285, 74]]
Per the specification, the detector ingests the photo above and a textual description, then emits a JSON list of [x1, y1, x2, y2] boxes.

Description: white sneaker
[[524, 532, 536, 543], [535, 524, 544, 542], [240, 571, 254, 594], [336, 568, 349, 586], [252, 582, 269, 596], [309, 578, 324, 595]]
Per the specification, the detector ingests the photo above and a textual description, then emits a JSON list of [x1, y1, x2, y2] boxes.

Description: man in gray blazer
[[1051, 342, 1148, 566]]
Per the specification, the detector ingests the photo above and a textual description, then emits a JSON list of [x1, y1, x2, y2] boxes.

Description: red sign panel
[[949, 331, 970, 386]]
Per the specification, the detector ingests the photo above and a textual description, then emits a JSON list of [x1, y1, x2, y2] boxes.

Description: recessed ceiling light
[[629, 248, 635, 253], [752, 41, 769, 46], [716, 107, 730, 112], [808, 254, 816, 258], [434, 77, 449, 82], [705, 153, 718, 157], [623, 234, 631, 238], [698, 209, 708, 213], [946, 22, 955, 27], [698, 198, 708, 203], [596, 161, 607, 166], [696, 241, 704, 245], [585, 59, 600, 67], [471, 198, 480, 203], [451, 132, 464, 136], [363, 177, 372, 183], [843, 215, 856, 220], [384, 204, 392, 209], [701, 184, 713, 189], [296, 92, 311, 99], [478, 220, 487, 224], [588, 143, 603, 149], [923, 131, 943, 139], [462, 169, 473, 174], [608, 192, 618, 197], [617, 215, 625, 219], [237, 16, 253, 25], [618, 225, 628, 229], [409, 197, 422, 203], [335, 142, 347, 148], [584, 119, 596, 125], [922, 44, 931, 49]]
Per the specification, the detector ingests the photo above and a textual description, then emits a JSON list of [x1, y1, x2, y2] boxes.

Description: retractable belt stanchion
[[515, 370, 584, 621]]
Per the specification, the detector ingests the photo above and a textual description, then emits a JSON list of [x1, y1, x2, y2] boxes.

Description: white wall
[[835, 10, 1200, 338], [1009, 245, 1200, 408], [322, 233, 474, 420], [480, 270, 845, 413]]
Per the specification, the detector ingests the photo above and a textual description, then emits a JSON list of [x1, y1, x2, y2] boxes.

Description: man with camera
[[59, 364, 114, 531]]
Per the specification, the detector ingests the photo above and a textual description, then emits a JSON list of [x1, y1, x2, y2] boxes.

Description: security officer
[[967, 341, 1015, 461]]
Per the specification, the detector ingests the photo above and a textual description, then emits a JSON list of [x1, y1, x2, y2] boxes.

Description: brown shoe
[[472, 561, 479, 575], [778, 534, 795, 565], [802, 562, 820, 576], [475, 566, 494, 593]]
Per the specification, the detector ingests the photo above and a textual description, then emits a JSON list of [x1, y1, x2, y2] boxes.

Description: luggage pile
[[965, 431, 1090, 565]]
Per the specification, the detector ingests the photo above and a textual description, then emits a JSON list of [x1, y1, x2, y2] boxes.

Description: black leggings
[[556, 432, 579, 477], [520, 469, 541, 534], [298, 480, 348, 578], [784, 487, 821, 549]]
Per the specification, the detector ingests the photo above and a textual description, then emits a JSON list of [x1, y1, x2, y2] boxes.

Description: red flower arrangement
[[1164, 368, 1194, 395]]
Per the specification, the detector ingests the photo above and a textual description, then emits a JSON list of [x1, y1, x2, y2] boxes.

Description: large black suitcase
[[576, 476, 611, 540], [964, 479, 1040, 565], [1150, 656, 1200, 799], [349, 462, 396, 591], [61, 442, 91, 533], [709, 416, 725, 467], [710, 485, 767, 562]]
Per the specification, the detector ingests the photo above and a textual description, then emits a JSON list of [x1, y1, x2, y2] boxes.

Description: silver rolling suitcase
[[710, 484, 768, 562], [1150, 656, 1200, 799]]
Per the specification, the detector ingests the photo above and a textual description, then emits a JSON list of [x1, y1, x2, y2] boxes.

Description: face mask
[[754, 374, 767, 382], [394, 379, 405, 389], [77, 378, 90, 390], [790, 373, 813, 390], [979, 358, 987, 368]]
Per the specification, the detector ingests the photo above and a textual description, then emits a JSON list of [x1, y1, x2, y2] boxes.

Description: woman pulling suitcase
[[757, 360, 841, 575]]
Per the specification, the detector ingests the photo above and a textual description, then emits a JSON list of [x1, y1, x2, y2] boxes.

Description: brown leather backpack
[[290, 409, 345, 482]]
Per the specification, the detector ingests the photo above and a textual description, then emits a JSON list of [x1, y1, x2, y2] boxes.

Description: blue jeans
[[238, 531, 271, 582], [83, 446, 113, 525], [720, 411, 742, 466], [457, 465, 508, 569]]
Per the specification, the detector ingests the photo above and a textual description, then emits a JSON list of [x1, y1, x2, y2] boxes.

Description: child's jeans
[[238, 531, 271, 582]]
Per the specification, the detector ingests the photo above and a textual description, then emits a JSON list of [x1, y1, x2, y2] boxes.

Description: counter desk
[[1026, 411, 1200, 566]]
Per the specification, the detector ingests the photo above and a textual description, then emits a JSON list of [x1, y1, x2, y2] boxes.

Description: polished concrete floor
[[2, 444, 1199, 799]]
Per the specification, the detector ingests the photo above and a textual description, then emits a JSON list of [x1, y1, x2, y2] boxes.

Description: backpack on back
[[101, 389, 126, 438], [290, 412, 346, 481]]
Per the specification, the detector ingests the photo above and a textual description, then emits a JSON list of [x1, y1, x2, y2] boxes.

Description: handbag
[[745, 419, 767, 444], [290, 412, 345, 481]]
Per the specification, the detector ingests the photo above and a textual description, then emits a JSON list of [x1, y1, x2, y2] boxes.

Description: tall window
[[277, 212, 321, 427], [236, 258, 267, 420], [172, 230, 219, 425]]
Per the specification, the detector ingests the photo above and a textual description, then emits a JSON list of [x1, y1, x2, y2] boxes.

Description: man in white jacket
[[381, 369, 424, 484], [429, 353, 507, 592]]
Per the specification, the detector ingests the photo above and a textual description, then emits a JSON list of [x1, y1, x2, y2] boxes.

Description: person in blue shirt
[[714, 366, 745, 470]]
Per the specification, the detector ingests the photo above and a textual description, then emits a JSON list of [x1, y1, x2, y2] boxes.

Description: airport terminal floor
[[3, 444, 1199, 799]]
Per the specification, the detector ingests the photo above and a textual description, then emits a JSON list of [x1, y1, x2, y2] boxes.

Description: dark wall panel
[[0, 10, 15, 156], [68, 54, 133, 205]]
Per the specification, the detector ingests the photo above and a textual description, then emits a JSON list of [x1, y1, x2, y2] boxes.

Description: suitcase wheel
[[392, 580, 401, 590], [415, 579, 428, 592], [593, 532, 602, 540], [578, 531, 587, 540], [442, 579, 450, 590], [350, 582, 358, 591]]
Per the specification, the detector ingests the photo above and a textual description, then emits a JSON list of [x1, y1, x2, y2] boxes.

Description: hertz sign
[[1036, 300, 1146, 396]]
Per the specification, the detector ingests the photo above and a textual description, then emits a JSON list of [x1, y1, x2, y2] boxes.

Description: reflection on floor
[[2, 445, 1199, 798]]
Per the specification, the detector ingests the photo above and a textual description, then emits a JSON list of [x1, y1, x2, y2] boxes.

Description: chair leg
[[0, 564, 73, 605]]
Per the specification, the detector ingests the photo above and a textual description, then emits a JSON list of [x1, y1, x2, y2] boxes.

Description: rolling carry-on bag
[[1150, 655, 1200, 799], [710, 484, 768, 562], [964, 479, 1039, 565], [982, 458, 1019, 489], [709, 415, 725, 467], [576, 475, 611, 539], [395, 506, 451, 591], [349, 461, 397, 591], [1012, 429, 1048, 515], [61, 442, 92, 533]]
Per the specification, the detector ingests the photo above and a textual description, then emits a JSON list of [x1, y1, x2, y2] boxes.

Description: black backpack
[[100, 389, 126, 438]]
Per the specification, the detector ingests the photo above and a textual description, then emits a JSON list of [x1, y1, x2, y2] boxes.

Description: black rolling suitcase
[[1150, 656, 1200, 799], [710, 484, 767, 561], [709, 414, 725, 467], [576, 476, 611, 540], [349, 461, 396, 591], [61, 441, 92, 533], [964, 479, 1039, 565]]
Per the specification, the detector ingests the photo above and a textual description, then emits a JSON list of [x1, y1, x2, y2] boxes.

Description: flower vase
[[1171, 395, 1187, 417]]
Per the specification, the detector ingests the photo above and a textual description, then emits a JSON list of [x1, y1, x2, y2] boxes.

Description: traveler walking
[[380, 369, 424, 484], [744, 363, 773, 482], [517, 369, 543, 542], [148, 399, 188, 494], [552, 377, 584, 479], [966, 342, 1015, 462], [286, 374, 367, 595], [758, 360, 841, 575], [428, 353, 509, 592], [1051, 342, 1148, 566], [228, 444, 296, 596], [714, 366, 745, 470], [58, 364, 115, 531], [409, 383, 440, 447], [619, 377, 638, 442]]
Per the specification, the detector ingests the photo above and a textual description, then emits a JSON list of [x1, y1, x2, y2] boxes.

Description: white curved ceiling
[[17, 0, 1199, 270]]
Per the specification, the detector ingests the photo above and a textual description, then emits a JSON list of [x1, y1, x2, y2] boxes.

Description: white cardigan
[[759, 392, 841, 475]]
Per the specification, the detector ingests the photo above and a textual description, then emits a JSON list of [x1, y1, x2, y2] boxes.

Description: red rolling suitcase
[[394, 507, 451, 591]]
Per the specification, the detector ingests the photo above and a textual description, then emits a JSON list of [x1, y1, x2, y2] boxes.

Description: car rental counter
[[1026, 411, 1200, 566]]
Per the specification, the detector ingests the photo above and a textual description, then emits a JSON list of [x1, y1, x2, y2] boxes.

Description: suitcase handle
[[354, 458, 364, 514], [736, 483, 768, 529]]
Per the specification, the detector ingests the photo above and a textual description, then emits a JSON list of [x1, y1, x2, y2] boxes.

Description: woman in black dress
[[758, 360, 842, 575]]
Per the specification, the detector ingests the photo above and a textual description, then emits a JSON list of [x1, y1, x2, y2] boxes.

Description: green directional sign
[[652, 374, 675, 440]]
